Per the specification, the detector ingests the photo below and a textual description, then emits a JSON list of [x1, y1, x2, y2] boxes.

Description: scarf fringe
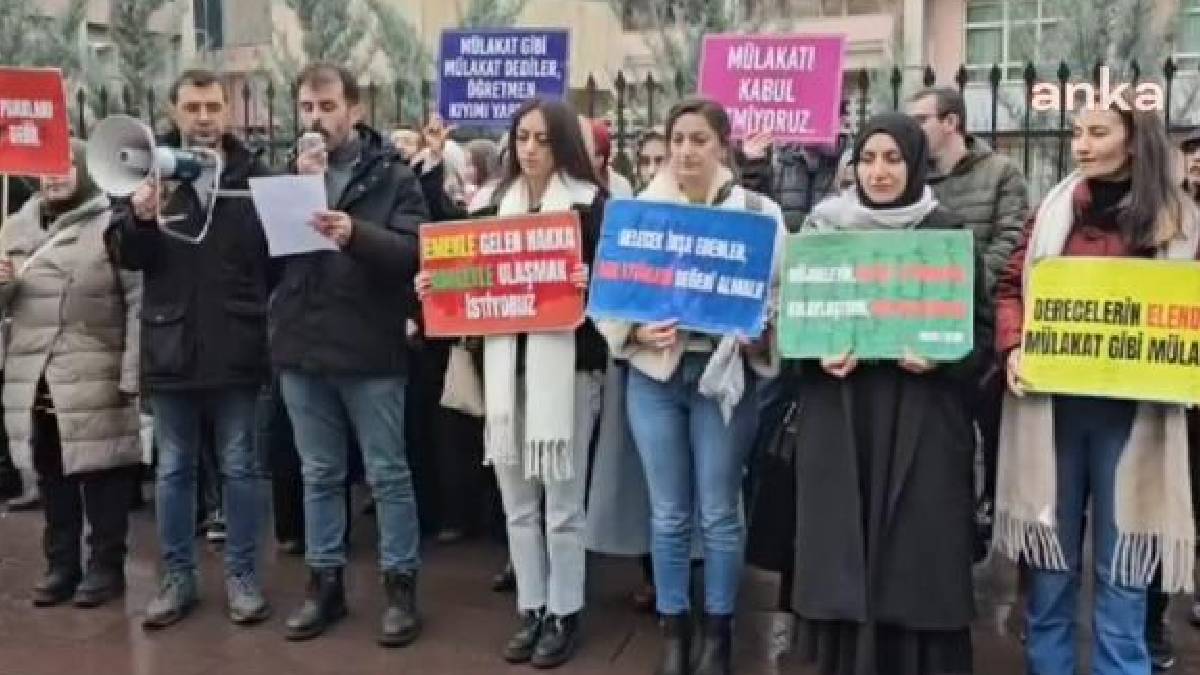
[[993, 511, 1068, 571], [1112, 532, 1195, 593], [484, 414, 518, 468], [523, 438, 573, 482]]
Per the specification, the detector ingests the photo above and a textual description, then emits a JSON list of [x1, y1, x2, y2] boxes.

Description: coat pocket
[[141, 304, 193, 379]]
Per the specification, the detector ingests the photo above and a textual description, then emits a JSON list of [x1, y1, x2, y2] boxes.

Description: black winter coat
[[108, 132, 273, 392], [268, 125, 429, 376]]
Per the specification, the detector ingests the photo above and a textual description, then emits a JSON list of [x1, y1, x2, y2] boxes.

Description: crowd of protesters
[[2, 61, 1199, 675]]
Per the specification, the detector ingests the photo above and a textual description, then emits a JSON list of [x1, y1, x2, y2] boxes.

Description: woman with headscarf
[[0, 139, 144, 609], [778, 113, 990, 675]]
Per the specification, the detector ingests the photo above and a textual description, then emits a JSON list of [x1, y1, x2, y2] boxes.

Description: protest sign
[[1020, 257, 1200, 404], [0, 68, 71, 176], [438, 29, 570, 126], [777, 230, 975, 360], [698, 34, 845, 144], [586, 199, 777, 338], [420, 212, 584, 336]]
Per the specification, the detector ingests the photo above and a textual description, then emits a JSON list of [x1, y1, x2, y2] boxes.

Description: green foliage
[[457, 0, 530, 28]]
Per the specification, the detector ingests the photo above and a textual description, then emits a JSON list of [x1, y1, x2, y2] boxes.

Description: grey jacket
[[928, 136, 1029, 294], [0, 194, 143, 475]]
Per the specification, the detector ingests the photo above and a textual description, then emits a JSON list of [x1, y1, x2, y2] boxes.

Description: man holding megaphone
[[102, 69, 274, 631]]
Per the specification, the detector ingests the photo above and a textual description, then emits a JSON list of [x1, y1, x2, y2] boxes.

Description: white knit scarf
[[995, 170, 1199, 592], [482, 171, 597, 481]]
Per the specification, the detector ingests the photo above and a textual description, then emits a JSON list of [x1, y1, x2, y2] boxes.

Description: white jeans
[[494, 371, 603, 616]]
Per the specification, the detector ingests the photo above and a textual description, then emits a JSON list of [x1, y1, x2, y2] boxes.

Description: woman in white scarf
[[417, 98, 607, 669], [597, 98, 786, 675]]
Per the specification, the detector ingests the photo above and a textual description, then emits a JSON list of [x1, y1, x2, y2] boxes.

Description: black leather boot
[[656, 613, 691, 675], [379, 570, 422, 647], [693, 614, 732, 675], [285, 567, 347, 641], [503, 608, 545, 663], [531, 611, 581, 669], [33, 567, 81, 607]]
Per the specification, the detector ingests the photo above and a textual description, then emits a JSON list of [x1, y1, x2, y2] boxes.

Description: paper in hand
[[248, 175, 339, 257]]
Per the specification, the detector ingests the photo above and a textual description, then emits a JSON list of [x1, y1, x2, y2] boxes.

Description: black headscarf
[[850, 112, 930, 210], [41, 139, 101, 222]]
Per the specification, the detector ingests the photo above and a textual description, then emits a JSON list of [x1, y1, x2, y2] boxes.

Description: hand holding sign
[[311, 210, 354, 248], [1006, 348, 1026, 397], [821, 351, 858, 379], [742, 131, 774, 161], [634, 320, 679, 350]]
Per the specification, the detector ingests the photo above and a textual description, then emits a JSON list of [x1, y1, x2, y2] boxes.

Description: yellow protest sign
[[1021, 257, 1200, 404]]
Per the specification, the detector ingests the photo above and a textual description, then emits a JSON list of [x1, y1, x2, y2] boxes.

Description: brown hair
[[296, 62, 360, 105], [909, 87, 967, 135], [664, 98, 731, 150], [169, 69, 227, 104], [1097, 90, 1188, 248]]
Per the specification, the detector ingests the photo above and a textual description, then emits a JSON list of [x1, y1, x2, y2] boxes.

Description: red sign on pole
[[421, 212, 585, 337], [0, 68, 71, 176]]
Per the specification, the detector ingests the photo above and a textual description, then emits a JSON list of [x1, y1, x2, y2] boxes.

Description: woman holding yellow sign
[[995, 96, 1198, 675]]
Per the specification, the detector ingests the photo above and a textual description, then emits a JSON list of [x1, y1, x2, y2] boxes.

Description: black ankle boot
[[531, 612, 581, 669], [33, 567, 81, 607], [73, 562, 125, 608], [693, 614, 732, 675], [285, 567, 347, 641], [379, 570, 422, 647], [504, 608, 545, 663], [657, 613, 691, 675]]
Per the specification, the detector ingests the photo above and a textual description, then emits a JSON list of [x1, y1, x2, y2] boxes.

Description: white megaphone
[[87, 115, 215, 197]]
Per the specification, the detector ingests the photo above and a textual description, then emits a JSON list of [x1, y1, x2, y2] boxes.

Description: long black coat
[[108, 132, 273, 392], [786, 207, 991, 631]]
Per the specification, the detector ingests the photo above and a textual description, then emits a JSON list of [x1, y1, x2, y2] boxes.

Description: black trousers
[[33, 395, 136, 573]]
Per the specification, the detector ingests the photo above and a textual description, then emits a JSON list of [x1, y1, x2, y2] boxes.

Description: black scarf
[[851, 112, 930, 210]]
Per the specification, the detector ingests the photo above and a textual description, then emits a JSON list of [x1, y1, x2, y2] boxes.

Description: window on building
[[964, 0, 1060, 81], [193, 0, 223, 52], [1177, 0, 1200, 64]]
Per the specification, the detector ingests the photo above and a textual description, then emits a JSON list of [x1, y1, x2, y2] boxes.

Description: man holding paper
[[273, 62, 430, 648], [106, 69, 274, 631]]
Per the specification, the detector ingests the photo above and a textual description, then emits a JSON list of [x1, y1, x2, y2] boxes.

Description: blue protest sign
[[438, 29, 570, 127], [587, 199, 778, 337]]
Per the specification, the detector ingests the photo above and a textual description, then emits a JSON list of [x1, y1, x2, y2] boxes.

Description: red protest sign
[[0, 68, 71, 176], [421, 212, 585, 337]]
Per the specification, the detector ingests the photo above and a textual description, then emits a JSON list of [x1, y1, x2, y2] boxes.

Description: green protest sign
[[777, 230, 975, 360]]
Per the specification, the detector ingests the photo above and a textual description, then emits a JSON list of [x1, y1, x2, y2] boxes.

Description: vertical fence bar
[[955, 65, 968, 94], [923, 65, 936, 87], [856, 69, 869, 134], [615, 71, 631, 179], [646, 73, 657, 127], [99, 86, 109, 119], [989, 64, 1001, 151], [291, 83, 299, 140], [368, 82, 378, 128], [147, 89, 157, 133], [1165, 57, 1177, 130], [421, 80, 431, 124], [266, 80, 276, 166], [586, 75, 597, 118], [890, 66, 902, 110], [1023, 62, 1036, 178], [76, 89, 87, 138], [1054, 63, 1069, 180], [123, 86, 133, 116], [242, 79, 252, 139]]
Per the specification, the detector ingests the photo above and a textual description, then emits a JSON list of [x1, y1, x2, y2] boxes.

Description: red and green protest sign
[[420, 212, 584, 336], [778, 230, 975, 360]]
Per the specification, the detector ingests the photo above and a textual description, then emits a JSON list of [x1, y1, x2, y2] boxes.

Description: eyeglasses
[[638, 155, 667, 167]]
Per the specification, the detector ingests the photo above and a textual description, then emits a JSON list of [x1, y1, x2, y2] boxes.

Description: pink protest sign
[[698, 34, 846, 145]]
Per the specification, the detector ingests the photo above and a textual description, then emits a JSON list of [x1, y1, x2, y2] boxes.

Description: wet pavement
[[0, 504, 1196, 675]]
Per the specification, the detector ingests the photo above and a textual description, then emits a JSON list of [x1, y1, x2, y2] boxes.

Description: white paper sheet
[[248, 175, 339, 257]]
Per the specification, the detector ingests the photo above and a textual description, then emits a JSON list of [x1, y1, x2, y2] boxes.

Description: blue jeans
[[150, 388, 265, 578], [626, 353, 756, 615], [279, 370, 419, 572], [1027, 396, 1147, 675]]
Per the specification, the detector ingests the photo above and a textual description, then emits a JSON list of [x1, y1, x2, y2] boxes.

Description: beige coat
[[0, 194, 143, 475]]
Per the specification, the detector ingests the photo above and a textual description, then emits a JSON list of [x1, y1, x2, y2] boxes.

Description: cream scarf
[[482, 171, 597, 481], [995, 170, 1198, 592]]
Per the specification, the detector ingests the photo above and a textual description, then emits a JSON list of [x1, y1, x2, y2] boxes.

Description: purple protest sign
[[698, 34, 846, 145]]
